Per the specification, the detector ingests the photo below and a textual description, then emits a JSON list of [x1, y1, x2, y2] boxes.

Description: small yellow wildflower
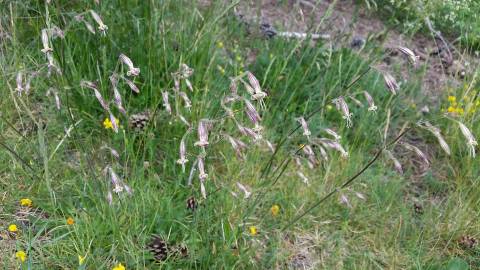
[[112, 263, 126, 270], [15, 250, 27, 262], [78, 255, 86, 265], [456, 108, 464, 115], [447, 106, 456, 113], [249, 226, 257, 236], [103, 117, 119, 130], [66, 217, 75, 225], [216, 41, 224, 49], [448, 96, 456, 102], [270, 204, 280, 216], [8, 224, 18, 233], [20, 198, 32, 207]]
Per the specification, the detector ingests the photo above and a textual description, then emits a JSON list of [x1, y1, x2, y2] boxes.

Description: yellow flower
[[15, 250, 26, 262], [448, 96, 456, 102], [216, 41, 224, 49], [447, 106, 456, 113], [270, 204, 280, 216], [66, 217, 75, 225], [249, 226, 257, 236], [8, 224, 18, 232], [20, 198, 32, 207], [78, 255, 86, 265], [103, 117, 119, 130], [456, 108, 464, 115], [112, 263, 126, 270]]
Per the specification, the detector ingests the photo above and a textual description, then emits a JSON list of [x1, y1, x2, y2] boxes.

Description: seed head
[[236, 182, 251, 198], [80, 80, 109, 111], [244, 98, 261, 125], [123, 77, 140, 93], [363, 91, 377, 112], [296, 117, 311, 137], [333, 96, 353, 128], [41, 29, 53, 54], [90, 10, 108, 35], [383, 72, 399, 95], [119, 54, 140, 76], [162, 91, 172, 114], [458, 121, 477, 158], [194, 120, 210, 147], [178, 91, 192, 109], [15, 71, 23, 95], [398, 46, 418, 65], [197, 156, 208, 181], [110, 74, 127, 115]]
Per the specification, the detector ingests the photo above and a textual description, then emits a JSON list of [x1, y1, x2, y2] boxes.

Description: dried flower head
[[297, 171, 309, 185], [119, 54, 140, 76], [194, 120, 210, 147], [457, 121, 477, 158], [297, 117, 311, 137], [402, 142, 429, 165], [41, 29, 53, 54], [123, 77, 140, 94], [316, 138, 348, 157], [332, 96, 353, 127], [236, 182, 251, 198], [179, 64, 194, 79], [225, 134, 248, 160], [177, 130, 191, 172], [383, 72, 399, 95], [230, 79, 238, 96], [80, 80, 109, 111], [46, 88, 61, 110], [197, 156, 208, 181], [236, 122, 262, 141], [398, 46, 418, 65], [109, 74, 127, 115], [246, 71, 267, 102], [363, 91, 377, 112], [90, 10, 108, 35], [162, 91, 172, 114], [324, 128, 341, 141], [417, 121, 450, 155], [15, 71, 24, 95], [244, 98, 261, 125], [384, 149, 403, 174], [178, 91, 192, 109]]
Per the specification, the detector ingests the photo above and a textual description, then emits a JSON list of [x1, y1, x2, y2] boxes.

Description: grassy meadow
[[1, 0, 479, 269]]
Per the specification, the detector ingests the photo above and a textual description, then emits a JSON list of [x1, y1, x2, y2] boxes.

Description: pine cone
[[147, 235, 168, 261], [459, 235, 478, 249], [186, 197, 197, 211], [129, 111, 150, 131]]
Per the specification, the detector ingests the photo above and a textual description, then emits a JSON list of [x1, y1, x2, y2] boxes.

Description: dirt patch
[[235, 0, 476, 102]]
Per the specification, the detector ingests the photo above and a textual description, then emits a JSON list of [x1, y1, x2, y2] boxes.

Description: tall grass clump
[[1, 0, 479, 269]]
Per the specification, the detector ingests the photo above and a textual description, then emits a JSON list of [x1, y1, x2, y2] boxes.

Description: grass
[[365, 0, 480, 50], [1, 0, 479, 269]]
